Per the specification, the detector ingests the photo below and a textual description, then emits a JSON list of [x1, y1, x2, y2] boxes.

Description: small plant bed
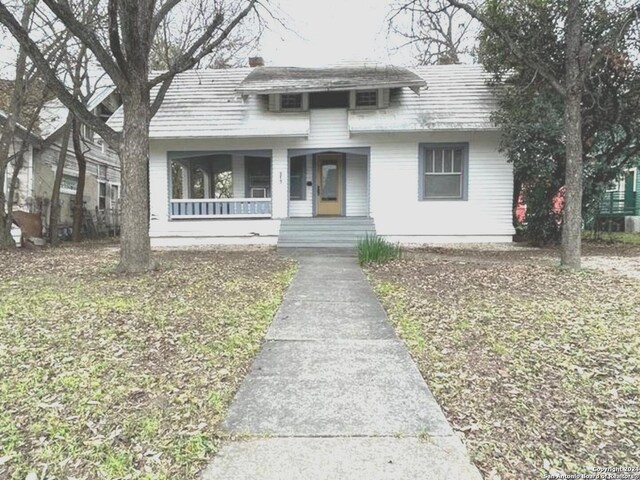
[[366, 254, 640, 479], [357, 235, 401, 265], [0, 244, 295, 480]]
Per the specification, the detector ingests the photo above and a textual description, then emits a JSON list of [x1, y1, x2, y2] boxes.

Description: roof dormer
[[238, 65, 425, 113]]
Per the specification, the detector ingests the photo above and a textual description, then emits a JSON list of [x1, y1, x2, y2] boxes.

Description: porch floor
[[277, 217, 376, 249]]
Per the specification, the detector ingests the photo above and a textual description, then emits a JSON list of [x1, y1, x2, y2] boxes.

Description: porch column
[[231, 154, 245, 198], [203, 169, 212, 198], [181, 164, 190, 199], [271, 148, 288, 218]]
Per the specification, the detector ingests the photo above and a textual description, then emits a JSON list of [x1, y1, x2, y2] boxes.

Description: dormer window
[[355, 90, 378, 108], [281, 94, 303, 110]]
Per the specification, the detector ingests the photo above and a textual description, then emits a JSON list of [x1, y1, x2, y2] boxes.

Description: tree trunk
[[117, 86, 154, 273], [0, 5, 33, 249], [49, 116, 74, 245], [0, 171, 16, 248], [71, 119, 87, 242], [560, 0, 584, 269]]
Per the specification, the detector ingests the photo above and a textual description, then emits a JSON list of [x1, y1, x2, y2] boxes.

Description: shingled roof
[[236, 65, 427, 94], [108, 64, 499, 138]]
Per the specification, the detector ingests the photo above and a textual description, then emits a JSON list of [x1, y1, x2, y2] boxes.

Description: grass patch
[[0, 244, 295, 480], [367, 256, 640, 480], [583, 230, 640, 245], [357, 234, 401, 265]]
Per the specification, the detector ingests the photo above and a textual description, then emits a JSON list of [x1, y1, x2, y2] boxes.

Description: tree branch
[[41, 0, 127, 87], [0, 2, 121, 150], [150, 76, 174, 117], [149, 0, 257, 88], [445, 0, 567, 96], [108, 0, 129, 80], [150, 0, 183, 37]]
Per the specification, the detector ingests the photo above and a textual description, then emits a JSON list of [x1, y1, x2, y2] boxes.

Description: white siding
[[309, 109, 349, 143], [149, 131, 514, 246], [3, 140, 33, 208], [345, 154, 368, 217], [369, 131, 513, 240], [288, 155, 313, 217]]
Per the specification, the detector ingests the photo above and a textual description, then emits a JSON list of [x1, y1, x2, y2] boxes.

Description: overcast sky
[[255, 0, 414, 66], [0, 0, 416, 78]]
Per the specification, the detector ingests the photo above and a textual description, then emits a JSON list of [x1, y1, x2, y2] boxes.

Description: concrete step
[[278, 217, 376, 249], [279, 237, 365, 242], [283, 218, 374, 224], [279, 230, 375, 236], [278, 243, 359, 249]]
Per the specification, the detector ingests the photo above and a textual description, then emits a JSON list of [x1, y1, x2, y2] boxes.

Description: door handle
[[317, 185, 320, 196]]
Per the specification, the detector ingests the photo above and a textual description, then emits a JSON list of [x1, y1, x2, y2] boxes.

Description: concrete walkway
[[201, 253, 482, 480]]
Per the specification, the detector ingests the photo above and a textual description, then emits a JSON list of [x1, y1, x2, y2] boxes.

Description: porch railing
[[599, 191, 637, 216], [170, 198, 272, 219]]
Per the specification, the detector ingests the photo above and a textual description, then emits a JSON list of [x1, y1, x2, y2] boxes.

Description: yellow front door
[[316, 154, 343, 216]]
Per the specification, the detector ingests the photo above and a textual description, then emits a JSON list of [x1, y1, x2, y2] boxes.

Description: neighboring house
[[109, 63, 515, 247], [600, 166, 639, 216], [598, 165, 640, 232], [2, 84, 121, 236]]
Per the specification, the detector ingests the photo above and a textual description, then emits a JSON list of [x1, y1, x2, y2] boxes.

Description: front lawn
[[367, 252, 640, 479], [0, 244, 294, 480]]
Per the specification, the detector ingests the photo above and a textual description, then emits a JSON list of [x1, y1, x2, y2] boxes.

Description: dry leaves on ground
[[0, 243, 295, 480], [367, 250, 640, 480]]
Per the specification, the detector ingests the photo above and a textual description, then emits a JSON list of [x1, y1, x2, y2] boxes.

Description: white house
[[110, 63, 515, 247]]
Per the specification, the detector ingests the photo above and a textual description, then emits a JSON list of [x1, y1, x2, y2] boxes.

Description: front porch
[[288, 147, 370, 219], [167, 147, 370, 221], [169, 150, 273, 220]]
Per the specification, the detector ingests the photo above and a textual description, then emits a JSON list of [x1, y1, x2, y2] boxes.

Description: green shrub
[[357, 234, 402, 265]]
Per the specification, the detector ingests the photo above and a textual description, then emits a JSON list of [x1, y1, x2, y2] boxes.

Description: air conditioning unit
[[250, 187, 267, 198]]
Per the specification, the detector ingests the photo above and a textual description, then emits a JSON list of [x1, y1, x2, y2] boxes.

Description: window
[[82, 123, 94, 142], [290, 156, 306, 200], [309, 91, 349, 109], [355, 90, 378, 107], [245, 156, 271, 198], [61, 174, 78, 195], [110, 184, 120, 209], [420, 144, 468, 200], [99, 182, 107, 210], [280, 94, 303, 110], [95, 136, 107, 153]]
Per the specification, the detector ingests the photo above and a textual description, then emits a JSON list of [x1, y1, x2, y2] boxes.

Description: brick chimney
[[249, 57, 264, 67]]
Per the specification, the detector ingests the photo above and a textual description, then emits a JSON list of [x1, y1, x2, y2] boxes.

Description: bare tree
[[70, 114, 87, 241], [0, 3, 32, 248], [388, 0, 477, 65], [48, 113, 72, 244], [0, 1, 63, 248], [150, 2, 260, 70], [0, 0, 262, 272], [48, 0, 102, 244]]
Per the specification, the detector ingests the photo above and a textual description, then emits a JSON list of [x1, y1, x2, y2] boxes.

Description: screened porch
[[169, 151, 272, 219]]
